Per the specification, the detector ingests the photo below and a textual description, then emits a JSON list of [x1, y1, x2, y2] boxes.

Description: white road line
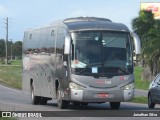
[[0, 84, 22, 93]]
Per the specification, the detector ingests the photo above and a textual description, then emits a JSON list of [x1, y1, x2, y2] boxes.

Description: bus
[[22, 17, 141, 109]]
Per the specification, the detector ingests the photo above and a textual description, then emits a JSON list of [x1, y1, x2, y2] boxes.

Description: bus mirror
[[64, 35, 71, 55], [132, 33, 141, 55]]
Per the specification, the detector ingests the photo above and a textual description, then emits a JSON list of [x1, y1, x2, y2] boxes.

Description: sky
[[0, 0, 159, 42]]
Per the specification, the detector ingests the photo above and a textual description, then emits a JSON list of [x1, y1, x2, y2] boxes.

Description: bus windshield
[[71, 31, 133, 76]]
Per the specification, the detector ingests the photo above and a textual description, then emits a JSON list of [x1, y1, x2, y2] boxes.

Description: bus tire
[[110, 102, 120, 110], [57, 86, 69, 109], [31, 84, 40, 105]]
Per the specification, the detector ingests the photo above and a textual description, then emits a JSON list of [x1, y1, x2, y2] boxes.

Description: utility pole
[[5, 17, 8, 64]]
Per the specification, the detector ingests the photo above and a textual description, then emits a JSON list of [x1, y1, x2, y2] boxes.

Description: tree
[[7, 41, 12, 58], [12, 41, 22, 58], [146, 21, 160, 75], [132, 10, 160, 77], [0, 39, 5, 58], [132, 10, 154, 50]]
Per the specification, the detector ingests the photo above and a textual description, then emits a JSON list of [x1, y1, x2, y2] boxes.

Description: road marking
[[0, 85, 21, 93]]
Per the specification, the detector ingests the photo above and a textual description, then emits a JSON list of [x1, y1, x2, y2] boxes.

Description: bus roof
[[63, 17, 129, 32], [25, 17, 130, 32]]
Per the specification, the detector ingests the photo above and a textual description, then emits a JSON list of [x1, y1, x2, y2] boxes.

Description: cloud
[[0, 4, 8, 17]]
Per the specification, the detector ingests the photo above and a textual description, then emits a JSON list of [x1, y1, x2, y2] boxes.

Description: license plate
[[98, 93, 109, 98]]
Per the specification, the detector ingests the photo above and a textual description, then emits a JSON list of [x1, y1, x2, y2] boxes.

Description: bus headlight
[[69, 82, 85, 90], [123, 83, 134, 90]]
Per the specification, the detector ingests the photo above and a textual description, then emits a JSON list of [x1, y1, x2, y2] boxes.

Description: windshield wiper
[[77, 63, 130, 75], [106, 66, 130, 74]]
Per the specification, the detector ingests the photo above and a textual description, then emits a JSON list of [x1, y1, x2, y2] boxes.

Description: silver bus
[[22, 17, 141, 109]]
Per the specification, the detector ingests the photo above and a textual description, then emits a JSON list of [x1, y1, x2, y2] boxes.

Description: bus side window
[[56, 28, 65, 63]]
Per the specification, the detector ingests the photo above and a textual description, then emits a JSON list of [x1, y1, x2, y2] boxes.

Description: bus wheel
[[57, 86, 69, 109], [110, 102, 120, 110], [31, 84, 40, 105]]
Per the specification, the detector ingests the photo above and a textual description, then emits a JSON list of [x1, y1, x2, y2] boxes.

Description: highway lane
[[0, 85, 144, 110], [0, 85, 160, 120], [0, 85, 159, 111]]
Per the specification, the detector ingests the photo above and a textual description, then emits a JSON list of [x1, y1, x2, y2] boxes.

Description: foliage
[[0, 39, 5, 58], [0, 118, 18, 120], [0, 40, 22, 60], [134, 67, 150, 90], [0, 65, 22, 89], [130, 96, 147, 104], [12, 41, 22, 57], [132, 10, 160, 76]]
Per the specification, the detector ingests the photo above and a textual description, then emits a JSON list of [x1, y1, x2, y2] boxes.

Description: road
[[0, 85, 159, 120], [135, 89, 148, 97]]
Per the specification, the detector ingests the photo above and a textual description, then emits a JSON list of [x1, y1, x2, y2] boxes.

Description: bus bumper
[[70, 88, 134, 102]]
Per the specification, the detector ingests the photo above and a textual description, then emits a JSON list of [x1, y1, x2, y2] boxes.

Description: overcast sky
[[0, 0, 159, 41]]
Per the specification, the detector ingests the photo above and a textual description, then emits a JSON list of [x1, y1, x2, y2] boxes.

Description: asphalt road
[[134, 89, 148, 97], [0, 85, 160, 120]]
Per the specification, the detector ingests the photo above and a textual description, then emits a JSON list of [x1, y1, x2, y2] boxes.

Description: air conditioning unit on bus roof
[[63, 17, 112, 23]]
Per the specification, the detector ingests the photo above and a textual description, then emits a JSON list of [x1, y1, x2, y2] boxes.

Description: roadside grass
[[0, 60, 22, 66], [10, 60, 22, 66], [132, 67, 149, 104], [134, 66, 150, 90], [0, 118, 18, 120], [0, 62, 22, 89], [130, 96, 148, 104]]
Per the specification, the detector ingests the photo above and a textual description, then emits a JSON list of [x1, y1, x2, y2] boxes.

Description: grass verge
[[0, 65, 22, 89], [134, 67, 150, 90], [0, 118, 18, 120], [130, 96, 148, 104], [10, 60, 22, 66]]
